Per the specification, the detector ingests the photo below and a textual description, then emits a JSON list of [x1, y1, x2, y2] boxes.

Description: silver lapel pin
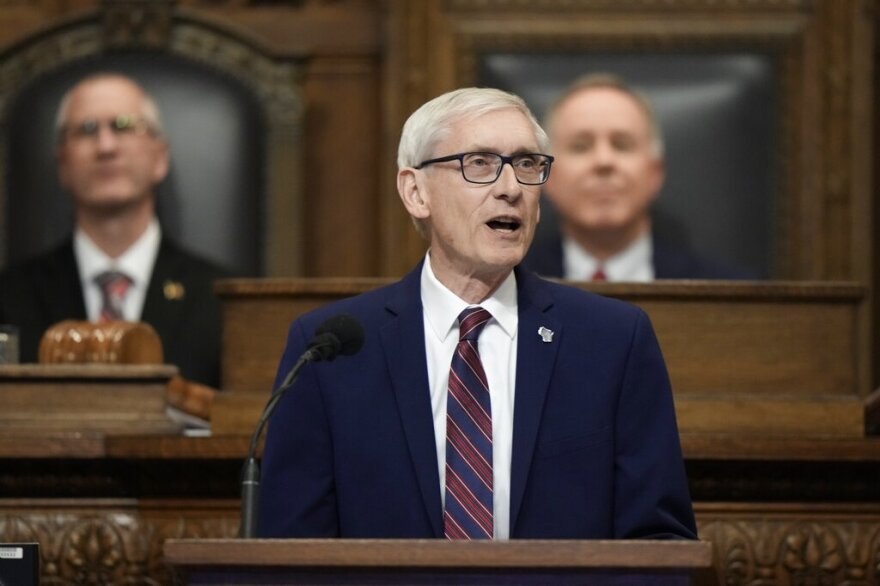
[[538, 326, 554, 343]]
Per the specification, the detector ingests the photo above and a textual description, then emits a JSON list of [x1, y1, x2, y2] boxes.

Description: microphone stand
[[238, 347, 322, 538]]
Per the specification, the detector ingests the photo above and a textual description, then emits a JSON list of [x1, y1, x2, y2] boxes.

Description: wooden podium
[[164, 538, 717, 585]]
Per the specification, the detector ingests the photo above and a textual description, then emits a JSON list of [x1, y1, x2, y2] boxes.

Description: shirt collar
[[562, 231, 654, 282], [74, 218, 161, 287], [420, 252, 518, 343]]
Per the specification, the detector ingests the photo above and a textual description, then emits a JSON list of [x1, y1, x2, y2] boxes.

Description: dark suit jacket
[[257, 263, 697, 540], [0, 237, 228, 387], [523, 231, 755, 280]]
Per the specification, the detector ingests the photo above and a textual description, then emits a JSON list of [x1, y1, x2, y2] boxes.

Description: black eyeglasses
[[61, 114, 155, 142], [415, 151, 554, 185]]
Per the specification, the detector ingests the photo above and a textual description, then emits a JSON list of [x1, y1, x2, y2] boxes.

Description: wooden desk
[[165, 538, 717, 585]]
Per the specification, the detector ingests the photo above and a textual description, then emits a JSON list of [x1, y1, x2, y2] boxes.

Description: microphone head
[[308, 314, 365, 361]]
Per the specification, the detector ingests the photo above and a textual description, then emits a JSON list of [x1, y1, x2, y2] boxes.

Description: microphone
[[238, 313, 364, 538]]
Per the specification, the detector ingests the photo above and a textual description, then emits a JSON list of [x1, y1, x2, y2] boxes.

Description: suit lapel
[[379, 263, 443, 536], [509, 268, 560, 534], [141, 239, 187, 342]]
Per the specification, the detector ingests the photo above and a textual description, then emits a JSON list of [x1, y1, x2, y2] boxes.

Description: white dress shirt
[[74, 218, 161, 322], [420, 252, 518, 539], [562, 231, 654, 282]]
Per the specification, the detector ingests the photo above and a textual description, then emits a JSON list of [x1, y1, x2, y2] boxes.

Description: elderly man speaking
[[257, 87, 696, 541]]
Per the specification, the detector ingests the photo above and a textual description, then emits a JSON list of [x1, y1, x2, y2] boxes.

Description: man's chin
[[578, 215, 631, 234], [482, 248, 526, 273], [79, 195, 144, 215]]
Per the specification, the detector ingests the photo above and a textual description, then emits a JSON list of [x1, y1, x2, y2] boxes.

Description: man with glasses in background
[[257, 87, 696, 540], [0, 73, 228, 387]]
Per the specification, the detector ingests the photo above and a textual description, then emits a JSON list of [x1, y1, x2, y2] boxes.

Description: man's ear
[[397, 168, 430, 220], [647, 157, 666, 203], [152, 139, 170, 184]]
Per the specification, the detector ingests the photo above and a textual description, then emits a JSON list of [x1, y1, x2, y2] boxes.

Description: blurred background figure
[[523, 73, 753, 282], [0, 73, 229, 387]]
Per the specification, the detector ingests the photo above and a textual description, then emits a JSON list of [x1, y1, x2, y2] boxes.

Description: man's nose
[[592, 141, 617, 168], [495, 162, 523, 198], [95, 125, 120, 152]]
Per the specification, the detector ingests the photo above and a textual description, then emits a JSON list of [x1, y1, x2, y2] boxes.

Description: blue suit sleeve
[[613, 309, 698, 540]]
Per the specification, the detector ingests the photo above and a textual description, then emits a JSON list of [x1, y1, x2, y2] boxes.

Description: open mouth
[[487, 218, 521, 233]]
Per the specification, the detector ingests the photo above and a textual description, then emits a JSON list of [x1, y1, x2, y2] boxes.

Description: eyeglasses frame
[[414, 151, 555, 185], [60, 114, 158, 144]]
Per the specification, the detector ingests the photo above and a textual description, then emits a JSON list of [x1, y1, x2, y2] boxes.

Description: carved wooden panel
[[697, 505, 880, 586], [2, 501, 879, 585], [0, 500, 238, 585]]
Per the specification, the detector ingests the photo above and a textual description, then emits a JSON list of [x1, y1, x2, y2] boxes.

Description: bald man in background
[[524, 74, 751, 281], [0, 73, 228, 387]]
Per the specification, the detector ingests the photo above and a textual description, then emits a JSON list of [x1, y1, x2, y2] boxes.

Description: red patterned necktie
[[591, 266, 607, 281], [444, 306, 494, 539], [95, 270, 133, 322]]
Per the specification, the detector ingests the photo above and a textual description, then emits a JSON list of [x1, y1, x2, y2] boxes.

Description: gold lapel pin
[[163, 280, 186, 301]]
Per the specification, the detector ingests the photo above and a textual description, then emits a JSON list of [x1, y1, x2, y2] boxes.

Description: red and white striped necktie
[[444, 306, 494, 539]]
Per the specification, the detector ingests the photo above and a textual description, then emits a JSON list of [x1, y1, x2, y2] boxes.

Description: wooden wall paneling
[[181, 0, 383, 57], [874, 4, 880, 390], [380, 0, 433, 277], [844, 0, 876, 394], [214, 279, 873, 436], [180, 1, 386, 276], [304, 55, 381, 277]]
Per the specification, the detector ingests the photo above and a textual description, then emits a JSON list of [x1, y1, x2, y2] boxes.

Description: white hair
[[397, 87, 548, 169]]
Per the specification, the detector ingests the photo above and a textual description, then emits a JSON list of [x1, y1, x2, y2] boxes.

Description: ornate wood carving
[[102, 0, 175, 48], [2, 503, 880, 585], [697, 509, 880, 585], [0, 503, 239, 585]]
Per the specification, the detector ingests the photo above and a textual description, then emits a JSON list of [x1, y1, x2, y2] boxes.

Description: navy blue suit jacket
[[257, 263, 697, 539], [523, 231, 755, 280]]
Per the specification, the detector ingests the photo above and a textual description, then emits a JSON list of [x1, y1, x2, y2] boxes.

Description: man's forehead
[[553, 90, 652, 137], [560, 89, 648, 122], [442, 109, 540, 152], [68, 80, 145, 115]]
